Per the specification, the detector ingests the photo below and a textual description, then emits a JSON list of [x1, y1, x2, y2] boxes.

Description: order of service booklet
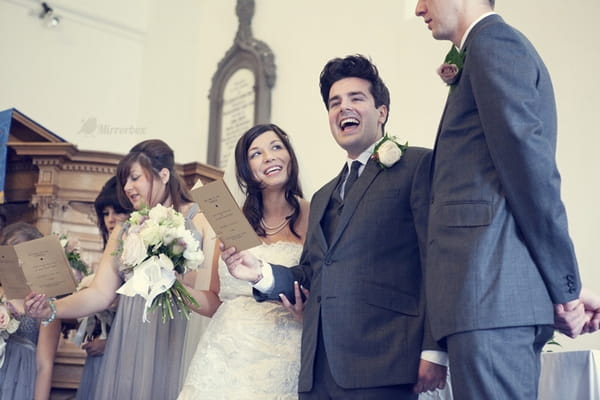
[[191, 179, 261, 252], [0, 235, 78, 299]]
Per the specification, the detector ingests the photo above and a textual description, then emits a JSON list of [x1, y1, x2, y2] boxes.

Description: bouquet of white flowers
[[0, 297, 20, 368], [116, 204, 204, 323]]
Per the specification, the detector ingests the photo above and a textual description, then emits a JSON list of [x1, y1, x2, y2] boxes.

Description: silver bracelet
[[41, 297, 57, 326]]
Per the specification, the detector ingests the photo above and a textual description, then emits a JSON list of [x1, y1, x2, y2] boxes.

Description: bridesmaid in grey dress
[[75, 176, 130, 400], [0, 223, 42, 399], [24, 140, 216, 400]]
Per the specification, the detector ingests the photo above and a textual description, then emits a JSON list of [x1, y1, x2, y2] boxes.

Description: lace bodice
[[179, 240, 304, 400], [218, 241, 303, 300]]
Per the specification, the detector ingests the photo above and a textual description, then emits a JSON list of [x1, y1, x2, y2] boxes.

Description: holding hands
[[554, 287, 600, 337], [221, 243, 308, 321]]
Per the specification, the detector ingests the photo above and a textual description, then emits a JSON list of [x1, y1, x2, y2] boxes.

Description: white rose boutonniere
[[371, 134, 408, 169]]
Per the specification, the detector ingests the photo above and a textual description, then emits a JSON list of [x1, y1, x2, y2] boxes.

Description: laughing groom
[[222, 54, 446, 399], [415, 0, 588, 399]]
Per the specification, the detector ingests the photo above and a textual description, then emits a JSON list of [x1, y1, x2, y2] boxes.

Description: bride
[[179, 123, 310, 399]]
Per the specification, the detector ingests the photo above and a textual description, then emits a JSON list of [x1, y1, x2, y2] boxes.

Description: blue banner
[[0, 108, 13, 204]]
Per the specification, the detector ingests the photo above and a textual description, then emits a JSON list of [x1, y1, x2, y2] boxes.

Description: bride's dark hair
[[234, 123, 304, 238]]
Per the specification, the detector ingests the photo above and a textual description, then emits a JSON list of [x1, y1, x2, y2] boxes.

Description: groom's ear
[[377, 104, 388, 125]]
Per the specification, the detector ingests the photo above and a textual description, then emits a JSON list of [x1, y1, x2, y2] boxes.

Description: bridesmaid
[[75, 176, 130, 400], [25, 139, 216, 400], [0, 222, 60, 400]]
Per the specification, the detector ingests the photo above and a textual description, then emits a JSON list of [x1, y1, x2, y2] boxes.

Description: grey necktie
[[343, 160, 361, 199]]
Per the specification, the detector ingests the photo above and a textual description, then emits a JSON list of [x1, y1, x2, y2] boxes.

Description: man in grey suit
[[222, 55, 447, 399], [415, 0, 588, 398]]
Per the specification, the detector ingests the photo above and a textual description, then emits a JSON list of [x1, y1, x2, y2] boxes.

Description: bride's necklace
[[260, 216, 290, 236]]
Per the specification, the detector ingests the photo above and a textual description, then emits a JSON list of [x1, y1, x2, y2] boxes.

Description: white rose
[[0, 305, 10, 330], [148, 204, 169, 224], [120, 232, 148, 267], [169, 212, 185, 228], [139, 220, 163, 247], [6, 318, 19, 334], [183, 248, 205, 271], [128, 211, 145, 226], [378, 140, 403, 167], [162, 226, 179, 246]]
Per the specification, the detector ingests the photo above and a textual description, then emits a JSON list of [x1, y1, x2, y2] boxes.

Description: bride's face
[[247, 130, 291, 190]]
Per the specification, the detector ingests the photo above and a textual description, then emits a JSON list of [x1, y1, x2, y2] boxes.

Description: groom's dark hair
[[319, 54, 390, 129]]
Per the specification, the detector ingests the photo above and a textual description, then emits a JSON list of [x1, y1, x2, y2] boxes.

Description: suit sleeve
[[253, 240, 314, 303], [468, 25, 580, 303], [410, 150, 443, 352]]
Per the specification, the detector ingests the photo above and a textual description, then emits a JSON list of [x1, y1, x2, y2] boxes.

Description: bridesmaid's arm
[[34, 319, 61, 400], [26, 226, 124, 321], [181, 212, 222, 317]]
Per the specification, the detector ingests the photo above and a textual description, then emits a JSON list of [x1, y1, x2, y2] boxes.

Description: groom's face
[[327, 77, 387, 159]]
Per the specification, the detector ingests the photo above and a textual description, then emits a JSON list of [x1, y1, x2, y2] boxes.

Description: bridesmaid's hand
[[82, 338, 107, 356], [280, 281, 309, 322], [24, 292, 52, 320]]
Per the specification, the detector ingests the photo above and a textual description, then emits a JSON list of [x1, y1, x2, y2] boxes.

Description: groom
[[222, 55, 446, 399]]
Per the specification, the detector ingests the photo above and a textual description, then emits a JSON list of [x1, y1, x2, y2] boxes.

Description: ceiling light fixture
[[39, 2, 60, 28]]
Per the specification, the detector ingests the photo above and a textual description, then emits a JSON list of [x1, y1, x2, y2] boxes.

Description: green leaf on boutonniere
[[438, 45, 466, 93], [444, 45, 465, 69]]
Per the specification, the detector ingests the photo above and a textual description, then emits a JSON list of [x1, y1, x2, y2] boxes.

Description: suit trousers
[[299, 318, 417, 400], [446, 325, 554, 400]]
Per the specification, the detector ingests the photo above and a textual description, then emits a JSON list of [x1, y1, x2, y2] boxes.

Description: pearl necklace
[[260, 216, 290, 236]]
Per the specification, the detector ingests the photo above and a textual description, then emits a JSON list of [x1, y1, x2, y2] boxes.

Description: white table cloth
[[418, 350, 600, 400]]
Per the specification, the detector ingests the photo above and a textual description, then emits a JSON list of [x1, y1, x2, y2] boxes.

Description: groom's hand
[[413, 359, 447, 394], [220, 242, 262, 283]]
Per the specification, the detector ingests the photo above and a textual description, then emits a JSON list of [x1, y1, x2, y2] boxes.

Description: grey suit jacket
[[255, 147, 438, 391], [426, 14, 581, 342]]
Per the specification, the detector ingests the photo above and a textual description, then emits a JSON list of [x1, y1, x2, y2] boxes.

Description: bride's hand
[[24, 292, 52, 320], [280, 281, 309, 322], [220, 243, 262, 283]]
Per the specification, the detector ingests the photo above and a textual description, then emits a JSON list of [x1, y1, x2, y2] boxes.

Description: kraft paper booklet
[[191, 179, 261, 251], [0, 235, 78, 299]]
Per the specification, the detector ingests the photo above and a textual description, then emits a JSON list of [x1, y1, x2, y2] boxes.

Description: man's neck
[[452, 4, 494, 47]]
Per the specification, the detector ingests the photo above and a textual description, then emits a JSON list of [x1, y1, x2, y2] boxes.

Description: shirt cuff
[[421, 350, 448, 366], [252, 261, 274, 293]]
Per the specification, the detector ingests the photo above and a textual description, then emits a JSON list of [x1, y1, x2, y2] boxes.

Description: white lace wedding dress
[[178, 241, 303, 400]]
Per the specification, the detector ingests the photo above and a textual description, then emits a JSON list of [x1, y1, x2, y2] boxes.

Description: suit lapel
[[315, 166, 347, 251], [431, 14, 503, 181], [328, 158, 382, 249]]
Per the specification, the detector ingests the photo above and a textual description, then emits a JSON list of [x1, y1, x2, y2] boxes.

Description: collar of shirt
[[459, 12, 497, 51], [345, 142, 376, 175]]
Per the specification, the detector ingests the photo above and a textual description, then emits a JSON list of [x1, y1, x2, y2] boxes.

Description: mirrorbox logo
[[77, 117, 146, 137]]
